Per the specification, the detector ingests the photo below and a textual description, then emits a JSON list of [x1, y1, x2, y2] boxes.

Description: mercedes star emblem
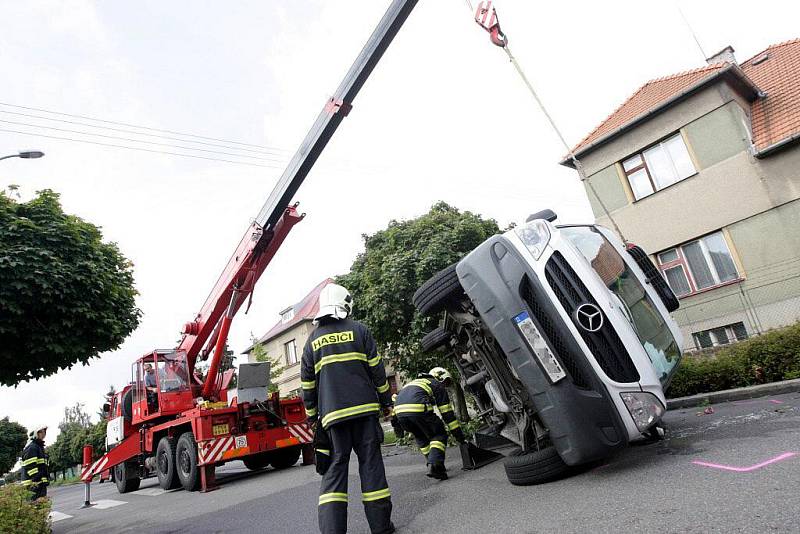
[[575, 303, 604, 332]]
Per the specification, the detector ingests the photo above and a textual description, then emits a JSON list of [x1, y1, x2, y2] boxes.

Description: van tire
[[421, 327, 451, 353], [413, 264, 463, 317], [503, 447, 569, 485]]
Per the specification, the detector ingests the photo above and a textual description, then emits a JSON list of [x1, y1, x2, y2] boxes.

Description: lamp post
[[0, 150, 45, 162]]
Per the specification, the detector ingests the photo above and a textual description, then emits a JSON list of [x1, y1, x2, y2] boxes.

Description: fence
[[674, 267, 800, 351]]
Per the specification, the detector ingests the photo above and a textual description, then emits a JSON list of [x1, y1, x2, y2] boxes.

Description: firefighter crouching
[[301, 283, 395, 534], [395, 367, 465, 480], [21, 425, 50, 500]]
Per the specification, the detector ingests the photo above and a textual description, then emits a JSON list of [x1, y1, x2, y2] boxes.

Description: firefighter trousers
[[397, 412, 448, 466], [318, 416, 392, 534]]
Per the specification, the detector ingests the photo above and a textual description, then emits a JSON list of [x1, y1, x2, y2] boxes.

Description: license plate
[[514, 311, 566, 383], [212, 424, 229, 436]]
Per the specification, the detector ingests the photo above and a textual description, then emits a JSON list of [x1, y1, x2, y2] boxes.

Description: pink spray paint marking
[[692, 452, 798, 472], [769, 399, 784, 405], [732, 398, 784, 406]]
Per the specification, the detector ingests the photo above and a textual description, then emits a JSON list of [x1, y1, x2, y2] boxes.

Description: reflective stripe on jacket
[[21, 439, 49, 487], [394, 375, 461, 433], [301, 318, 393, 429]]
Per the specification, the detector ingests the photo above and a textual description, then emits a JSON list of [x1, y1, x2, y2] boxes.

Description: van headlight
[[514, 220, 551, 260], [620, 392, 665, 432]]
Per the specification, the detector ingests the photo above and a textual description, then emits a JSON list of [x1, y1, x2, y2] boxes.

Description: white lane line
[[49, 511, 73, 522], [91, 499, 127, 510]]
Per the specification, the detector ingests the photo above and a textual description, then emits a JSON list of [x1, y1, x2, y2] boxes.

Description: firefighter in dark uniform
[[301, 283, 395, 534], [21, 424, 50, 500], [394, 367, 465, 480]]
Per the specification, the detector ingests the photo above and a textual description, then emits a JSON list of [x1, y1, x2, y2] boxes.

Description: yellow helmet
[[429, 367, 452, 384]]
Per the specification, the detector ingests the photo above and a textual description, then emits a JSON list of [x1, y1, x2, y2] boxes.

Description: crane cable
[[468, 1, 627, 242]]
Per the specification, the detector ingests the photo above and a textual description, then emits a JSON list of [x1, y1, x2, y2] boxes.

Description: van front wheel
[[503, 447, 570, 485]]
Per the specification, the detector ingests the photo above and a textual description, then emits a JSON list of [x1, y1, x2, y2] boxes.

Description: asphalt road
[[50, 392, 800, 533]]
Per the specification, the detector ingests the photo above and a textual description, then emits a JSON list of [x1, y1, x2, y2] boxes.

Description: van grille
[[545, 252, 640, 383], [520, 276, 590, 389]]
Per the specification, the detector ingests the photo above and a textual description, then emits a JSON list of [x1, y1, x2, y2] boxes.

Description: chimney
[[706, 45, 737, 66]]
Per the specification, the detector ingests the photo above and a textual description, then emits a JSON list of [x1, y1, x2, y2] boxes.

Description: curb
[[667, 378, 800, 410]]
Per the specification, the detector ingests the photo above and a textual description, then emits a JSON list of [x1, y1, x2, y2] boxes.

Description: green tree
[[250, 335, 285, 394], [0, 417, 27, 475], [0, 189, 141, 386], [337, 201, 500, 377], [47, 403, 94, 479]]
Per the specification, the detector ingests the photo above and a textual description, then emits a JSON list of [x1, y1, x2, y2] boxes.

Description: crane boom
[[179, 0, 420, 396]]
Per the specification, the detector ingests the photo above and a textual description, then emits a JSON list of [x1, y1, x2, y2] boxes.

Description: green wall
[[584, 164, 628, 217], [683, 102, 749, 169]]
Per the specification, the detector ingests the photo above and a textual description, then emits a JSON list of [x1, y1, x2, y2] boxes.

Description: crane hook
[[474, 1, 508, 48]]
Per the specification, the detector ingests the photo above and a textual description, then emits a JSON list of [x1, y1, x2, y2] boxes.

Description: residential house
[[245, 279, 400, 396], [561, 40, 800, 350]]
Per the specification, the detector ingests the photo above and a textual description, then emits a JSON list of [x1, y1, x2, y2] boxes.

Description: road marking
[[692, 452, 798, 472], [49, 511, 73, 522], [91, 499, 127, 510]]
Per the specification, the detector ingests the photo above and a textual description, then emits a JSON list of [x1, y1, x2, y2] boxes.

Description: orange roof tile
[[566, 38, 800, 160], [741, 38, 800, 153]]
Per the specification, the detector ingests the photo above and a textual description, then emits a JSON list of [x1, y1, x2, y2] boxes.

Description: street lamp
[[0, 150, 45, 162]]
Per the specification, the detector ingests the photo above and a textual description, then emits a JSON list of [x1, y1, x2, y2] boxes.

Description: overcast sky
[[2, 0, 798, 441]]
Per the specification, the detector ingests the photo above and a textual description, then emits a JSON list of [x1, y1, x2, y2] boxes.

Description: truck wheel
[[269, 446, 302, 470], [503, 447, 570, 486], [156, 437, 181, 490], [113, 462, 140, 494], [421, 327, 451, 353], [243, 453, 270, 471], [176, 432, 200, 491], [413, 263, 464, 317]]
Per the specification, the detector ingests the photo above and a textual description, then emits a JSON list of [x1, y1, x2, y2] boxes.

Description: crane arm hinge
[[324, 97, 353, 117]]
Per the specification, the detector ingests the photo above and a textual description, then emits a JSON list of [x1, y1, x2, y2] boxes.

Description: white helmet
[[314, 283, 353, 322], [29, 424, 47, 439], [429, 367, 452, 384]]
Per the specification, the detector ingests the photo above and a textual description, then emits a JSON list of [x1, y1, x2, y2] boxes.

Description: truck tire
[[156, 437, 181, 490], [121, 389, 133, 423], [413, 263, 464, 317], [243, 453, 270, 471], [503, 447, 570, 486], [269, 446, 302, 470], [421, 327, 451, 353], [626, 245, 680, 312], [175, 432, 201, 491], [113, 462, 140, 494]]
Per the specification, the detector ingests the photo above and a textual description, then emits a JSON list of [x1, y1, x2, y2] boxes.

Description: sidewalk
[[667, 378, 800, 409]]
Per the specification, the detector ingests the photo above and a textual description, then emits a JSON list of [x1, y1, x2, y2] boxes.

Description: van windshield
[[560, 226, 681, 385]]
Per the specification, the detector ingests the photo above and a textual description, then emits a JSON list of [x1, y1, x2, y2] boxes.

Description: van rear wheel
[[503, 447, 570, 486], [421, 327, 452, 353], [413, 263, 464, 317]]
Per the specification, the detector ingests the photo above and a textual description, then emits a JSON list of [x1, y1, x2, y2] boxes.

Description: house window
[[622, 133, 696, 200], [284, 339, 298, 365], [692, 322, 748, 350], [657, 232, 740, 297], [280, 307, 295, 324]]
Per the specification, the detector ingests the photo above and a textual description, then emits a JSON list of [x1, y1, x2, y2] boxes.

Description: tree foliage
[[0, 417, 27, 475], [0, 483, 51, 534], [47, 402, 107, 477], [0, 189, 141, 386], [337, 202, 500, 376]]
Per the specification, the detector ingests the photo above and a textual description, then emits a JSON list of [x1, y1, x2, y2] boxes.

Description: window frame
[[692, 322, 748, 350], [656, 231, 742, 298], [284, 339, 299, 366], [622, 133, 697, 200]]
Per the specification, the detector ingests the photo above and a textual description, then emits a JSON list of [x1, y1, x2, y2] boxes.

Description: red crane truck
[[80, 0, 424, 494]]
